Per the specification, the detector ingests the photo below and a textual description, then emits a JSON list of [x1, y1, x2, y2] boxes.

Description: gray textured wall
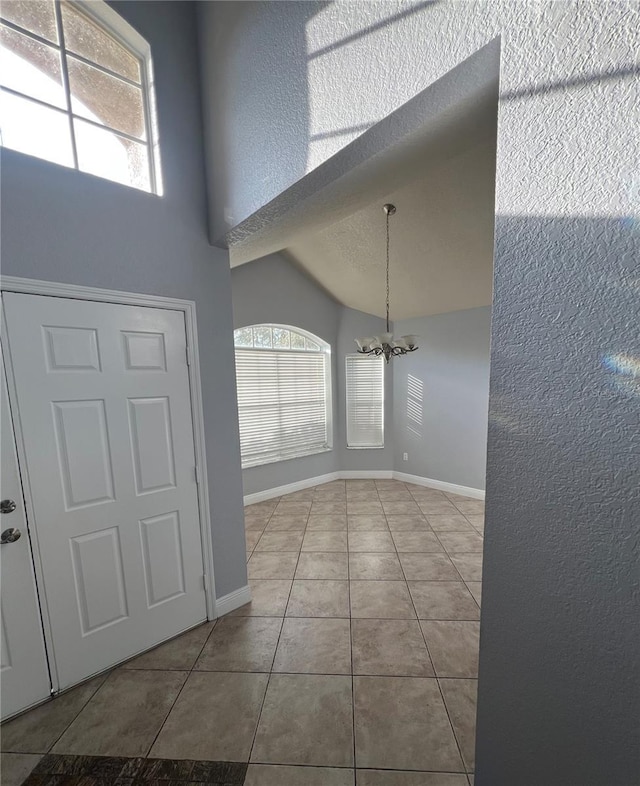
[[0, 1, 247, 599], [200, 2, 640, 782], [231, 253, 340, 494], [393, 308, 491, 490], [231, 253, 396, 495]]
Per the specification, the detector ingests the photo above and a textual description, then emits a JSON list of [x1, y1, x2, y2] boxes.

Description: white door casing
[[0, 346, 51, 719], [2, 292, 207, 690]]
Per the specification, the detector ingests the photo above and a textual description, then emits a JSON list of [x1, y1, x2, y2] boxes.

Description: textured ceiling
[[286, 125, 497, 319], [229, 88, 498, 319]]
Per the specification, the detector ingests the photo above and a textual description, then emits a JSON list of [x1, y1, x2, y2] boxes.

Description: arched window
[[0, 0, 161, 193], [234, 325, 332, 468]]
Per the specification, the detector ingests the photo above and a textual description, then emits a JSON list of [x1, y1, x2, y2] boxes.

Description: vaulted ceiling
[[229, 88, 498, 320]]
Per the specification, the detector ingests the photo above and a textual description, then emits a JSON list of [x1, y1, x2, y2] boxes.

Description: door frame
[[0, 276, 217, 692]]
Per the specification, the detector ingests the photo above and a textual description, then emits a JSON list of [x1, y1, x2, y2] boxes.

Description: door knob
[[0, 499, 17, 514], [1, 527, 21, 544]]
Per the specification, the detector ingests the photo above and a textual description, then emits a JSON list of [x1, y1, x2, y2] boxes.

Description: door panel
[[2, 293, 206, 690], [0, 348, 51, 719]]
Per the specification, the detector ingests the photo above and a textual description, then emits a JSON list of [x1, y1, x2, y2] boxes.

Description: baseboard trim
[[243, 469, 484, 505], [243, 473, 340, 505], [214, 584, 252, 617], [338, 470, 394, 480], [392, 471, 485, 500]]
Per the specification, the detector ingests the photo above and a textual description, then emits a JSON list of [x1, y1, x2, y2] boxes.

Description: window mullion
[[54, 0, 78, 169]]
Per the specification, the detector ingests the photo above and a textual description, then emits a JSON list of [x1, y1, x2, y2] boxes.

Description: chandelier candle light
[[355, 203, 419, 363]]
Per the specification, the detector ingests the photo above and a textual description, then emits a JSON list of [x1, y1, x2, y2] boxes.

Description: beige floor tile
[[255, 531, 304, 552], [309, 500, 347, 514], [0, 753, 43, 786], [286, 580, 350, 618], [427, 514, 474, 532], [381, 500, 422, 515], [408, 582, 480, 621], [417, 500, 459, 515], [438, 533, 484, 554], [356, 771, 468, 786], [392, 531, 444, 553], [451, 499, 485, 516], [122, 622, 215, 670], [375, 481, 407, 492], [230, 580, 292, 617], [246, 531, 263, 550], [466, 582, 482, 606], [302, 531, 348, 552], [385, 515, 430, 531], [399, 553, 460, 581], [352, 619, 434, 677], [408, 489, 447, 502], [195, 617, 282, 672], [348, 531, 396, 553], [245, 518, 269, 532], [274, 503, 311, 517], [246, 764, 354, 786], [354, 676, 463, 771], [350, 581, 416, 619], [440, 678, 478, 772], [295, 552, 349, 579], [281, 490, 314, 502], [421, 621, 480, 677], [248, 552, 299, 579], [347, 501, 384, 515], [314, 488, 347, 501], [376, 489, 412, 501], [53, 670, 187, 757], [151, 671, 268, 761], [252, 674, 354, 766], [1, 674, 107, 753], [246, 501, 277, 513], [265, 515, 307, 532], [273, 618, 351, 674], [450, 553, 483, 582], [349, 552, 403, 580], [465, 514, 484, 533], [307, 514, 348, 531], [347, 515, 389, 531], [247, 550, 253, 562]]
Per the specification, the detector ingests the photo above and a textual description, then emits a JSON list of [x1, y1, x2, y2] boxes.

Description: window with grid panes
[[0, 0, 161, 192], [234, 325, 332, 468]]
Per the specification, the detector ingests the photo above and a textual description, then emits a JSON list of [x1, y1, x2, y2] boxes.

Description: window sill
[[241, 446, 333, 470]]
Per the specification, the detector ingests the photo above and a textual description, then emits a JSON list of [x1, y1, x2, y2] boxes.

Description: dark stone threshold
[[24, 755, 247, 786]]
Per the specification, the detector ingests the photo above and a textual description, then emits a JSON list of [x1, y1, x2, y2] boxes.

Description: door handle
[[0, 499, 17, 514], [1, 528, 21, 544]]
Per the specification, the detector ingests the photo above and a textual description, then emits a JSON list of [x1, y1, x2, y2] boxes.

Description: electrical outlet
[[403, 452, 408, 461]]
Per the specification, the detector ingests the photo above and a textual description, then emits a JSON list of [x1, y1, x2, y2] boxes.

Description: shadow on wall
[[476, 212, 640, 786]]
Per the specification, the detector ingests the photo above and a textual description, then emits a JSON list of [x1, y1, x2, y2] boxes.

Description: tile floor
[[1, 480, 483, 786]]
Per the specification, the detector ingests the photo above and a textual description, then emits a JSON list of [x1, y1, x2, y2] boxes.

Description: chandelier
[[355, 203, 418, 363]]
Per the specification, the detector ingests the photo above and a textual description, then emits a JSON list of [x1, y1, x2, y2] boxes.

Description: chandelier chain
[[386, 208, 390, 332]]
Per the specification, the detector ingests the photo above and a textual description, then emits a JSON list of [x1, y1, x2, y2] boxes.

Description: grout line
[[31, 672, 107, 754], [347, 509, 357, 776], [143, 619, 219, 758], [246, 490, 311, 765]]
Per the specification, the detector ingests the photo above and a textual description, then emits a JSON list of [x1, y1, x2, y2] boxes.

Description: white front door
[[2, 293, 207, 690], [0, 347, 51, 719]]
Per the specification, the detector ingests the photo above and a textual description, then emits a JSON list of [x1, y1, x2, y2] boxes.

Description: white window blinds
[[346, 354, 385, 448], [234, 327, 331, 468]]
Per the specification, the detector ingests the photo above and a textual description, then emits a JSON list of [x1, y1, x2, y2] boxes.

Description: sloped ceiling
[[286, 129, 497, 320], [229, 91, 498, 320]]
